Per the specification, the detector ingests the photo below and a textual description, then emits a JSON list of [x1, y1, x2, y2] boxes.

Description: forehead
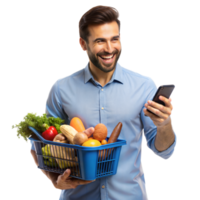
[[87, 21, 119, 40]]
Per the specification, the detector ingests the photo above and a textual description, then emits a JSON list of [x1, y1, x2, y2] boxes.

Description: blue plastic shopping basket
[[29, 126, 126, 180]]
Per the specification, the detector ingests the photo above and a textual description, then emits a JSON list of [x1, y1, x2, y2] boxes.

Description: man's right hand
[[51, 169, 94, 190]]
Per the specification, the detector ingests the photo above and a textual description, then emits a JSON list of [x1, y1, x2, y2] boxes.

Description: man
[[31, 5, 176, 200]]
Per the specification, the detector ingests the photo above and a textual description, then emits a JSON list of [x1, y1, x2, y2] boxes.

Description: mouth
[[98, 54, 116, 64]]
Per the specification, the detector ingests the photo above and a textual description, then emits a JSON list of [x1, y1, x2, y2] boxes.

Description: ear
[[79, 38, 87, 51]]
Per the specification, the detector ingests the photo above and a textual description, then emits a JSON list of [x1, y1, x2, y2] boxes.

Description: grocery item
[[73, 132, 88, 145], [42, 145, 58, 167], [12, 113, 64, 141], [51, 134, 78, 169], [108, 122, 122, 144], [99, 122, 123, 160], [93, 123, 107, 141], [101, 139, 108, 145], [70, 117, 85, 132], [60, 125, 78, 144], [42, 124, 58, 141], [82, 139, 101, 147]]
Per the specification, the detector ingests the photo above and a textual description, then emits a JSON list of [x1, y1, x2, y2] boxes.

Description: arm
[[143, 96, 175, 152], [155, 118, 175, 152]]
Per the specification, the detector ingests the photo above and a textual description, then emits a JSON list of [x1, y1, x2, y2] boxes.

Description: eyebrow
[[93, 35, 120, 43]]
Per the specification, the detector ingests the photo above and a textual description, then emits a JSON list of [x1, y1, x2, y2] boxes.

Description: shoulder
[[53, 68, 85, 89], [120, 65, 155, 86]]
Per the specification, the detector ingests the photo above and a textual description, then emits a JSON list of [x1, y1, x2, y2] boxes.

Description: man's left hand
[[143, 96, 173, 127]]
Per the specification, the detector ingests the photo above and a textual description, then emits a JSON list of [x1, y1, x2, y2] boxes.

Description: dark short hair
[[79, 5, 120, 43]]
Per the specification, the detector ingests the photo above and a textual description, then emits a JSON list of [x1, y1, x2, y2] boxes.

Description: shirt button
[[102, 185, 105, 189], [101, 107, 104, 110], [101, 88, 103, 91]]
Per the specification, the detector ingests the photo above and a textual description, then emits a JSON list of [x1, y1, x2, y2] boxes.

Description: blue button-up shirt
[[32, 63, 176, 200]]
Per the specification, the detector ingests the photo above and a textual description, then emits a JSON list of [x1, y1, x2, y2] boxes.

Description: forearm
[[31, 150, 58, 186], [154, 118, 175, 152]]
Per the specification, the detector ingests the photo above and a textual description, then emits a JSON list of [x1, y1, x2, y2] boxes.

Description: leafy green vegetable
[[12, 113, 65, 141]]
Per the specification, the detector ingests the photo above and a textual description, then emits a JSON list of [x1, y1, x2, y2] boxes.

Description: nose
[[104, 41, 113, 53]]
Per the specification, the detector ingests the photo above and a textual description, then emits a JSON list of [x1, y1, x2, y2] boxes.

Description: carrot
[[107, 122, 123, 144], [70, 117, 85, 132]]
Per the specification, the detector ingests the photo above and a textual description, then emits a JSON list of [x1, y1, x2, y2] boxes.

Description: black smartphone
[[147, 85, 175, 114]]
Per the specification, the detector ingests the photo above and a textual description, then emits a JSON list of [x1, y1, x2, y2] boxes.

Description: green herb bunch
[[12, 113, 65, 141]]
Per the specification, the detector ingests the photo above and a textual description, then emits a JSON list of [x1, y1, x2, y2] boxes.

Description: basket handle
[[29, 126, 45, 142]]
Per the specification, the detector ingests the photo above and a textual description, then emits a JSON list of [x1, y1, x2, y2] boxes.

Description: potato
[[93, 123, 107, 141], [73, 132, 88, 145]]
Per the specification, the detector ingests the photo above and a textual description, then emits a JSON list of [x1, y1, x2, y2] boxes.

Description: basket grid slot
[[96, 148, 116, 177], [36, 141, 81, 177]]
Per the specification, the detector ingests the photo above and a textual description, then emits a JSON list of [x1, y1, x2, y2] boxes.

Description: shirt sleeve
[[45, 80, 69, 123], [30, 140, 35, 151], [141, 78, 177, 159]]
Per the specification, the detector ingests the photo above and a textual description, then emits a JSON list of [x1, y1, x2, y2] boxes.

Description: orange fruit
[[101, 139, 108, 145], [82, 139, 101, 147], [70, 117, 85, 132], [88, 137, 94, 140], [93, 123, 107, 141]]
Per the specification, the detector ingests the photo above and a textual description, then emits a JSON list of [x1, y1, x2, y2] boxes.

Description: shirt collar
[[84, 62, 124, 84]]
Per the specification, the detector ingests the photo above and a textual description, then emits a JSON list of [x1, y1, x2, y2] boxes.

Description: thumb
[[83, 127, 95, 137], [60, 169, 71, 180]]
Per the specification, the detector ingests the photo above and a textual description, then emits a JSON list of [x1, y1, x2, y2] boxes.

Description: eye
[[112, 38, 119, 42], [97, 40, 103, 43]]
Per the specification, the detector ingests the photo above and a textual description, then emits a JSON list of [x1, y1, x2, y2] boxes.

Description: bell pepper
[[42, 124, 58, 141]]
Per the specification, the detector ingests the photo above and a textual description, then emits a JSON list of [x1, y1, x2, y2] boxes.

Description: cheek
[[115, 43, 121, 51], [90, 46, 101, 55], [109, 42, 121, 53]]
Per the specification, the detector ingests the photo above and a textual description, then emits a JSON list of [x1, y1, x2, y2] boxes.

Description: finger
[[56, 134, 66, 141], [160, 96, 175, 115], [147, 96, 173, 115], [143, 108, 160, 119], [83, 127, 95, 137], [58, 133, 66, 140], [159, 96, 172, 108], [60, 169, 71, 181], [169, 97, 174, 103], [143, 108, 159, 119], [144, 103, 160, 115], [144, 104, 169, 119], [144, 108, 169, 125]]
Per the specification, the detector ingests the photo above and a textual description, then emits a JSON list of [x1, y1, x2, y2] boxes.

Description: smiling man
[[79, 19, 122, 86], [31, 5, 176, 200]]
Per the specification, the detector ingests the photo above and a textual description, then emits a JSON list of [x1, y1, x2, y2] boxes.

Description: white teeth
[[101, 54, 114, 59]]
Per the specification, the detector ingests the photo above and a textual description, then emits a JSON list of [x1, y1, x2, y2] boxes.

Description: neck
[[89, 61, 115, 87]]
